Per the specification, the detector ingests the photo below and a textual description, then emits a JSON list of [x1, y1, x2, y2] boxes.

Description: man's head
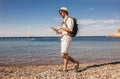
[[59, 7, 68, 18]]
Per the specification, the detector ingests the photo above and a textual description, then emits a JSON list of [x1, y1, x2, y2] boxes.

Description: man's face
[[59, 11, 65, 18]]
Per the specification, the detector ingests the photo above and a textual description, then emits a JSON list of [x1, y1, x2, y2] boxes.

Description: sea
[[0, 36, 120, 65]]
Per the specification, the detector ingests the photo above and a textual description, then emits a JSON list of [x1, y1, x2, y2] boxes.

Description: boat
[[27, 24, 36, 41], [27, 35, 36, 41]]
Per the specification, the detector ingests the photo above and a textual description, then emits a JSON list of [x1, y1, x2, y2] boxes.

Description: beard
[[62, 15, 65, 18]]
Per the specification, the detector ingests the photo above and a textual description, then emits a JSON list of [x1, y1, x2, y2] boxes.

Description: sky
[[0, 0, 120, 37]]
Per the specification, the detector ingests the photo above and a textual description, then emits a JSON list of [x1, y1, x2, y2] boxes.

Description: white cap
[[59, 7, 68, 12]]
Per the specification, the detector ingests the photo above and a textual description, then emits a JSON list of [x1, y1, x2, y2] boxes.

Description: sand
[[0, 62, 120, 79]]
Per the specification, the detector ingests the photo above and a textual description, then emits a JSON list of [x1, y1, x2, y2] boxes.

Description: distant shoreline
[[0, 36, 106, 37], [0, 58, 119, 66], [0, 36, 120, 41]]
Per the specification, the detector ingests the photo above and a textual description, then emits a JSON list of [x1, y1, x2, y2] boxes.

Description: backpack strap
[[62, 16, 69, 28], [62, 17, 72, 36], [65, 17, 69, 23]]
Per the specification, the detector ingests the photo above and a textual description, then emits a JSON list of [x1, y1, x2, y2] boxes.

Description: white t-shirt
[[61, 17, 74, 41]]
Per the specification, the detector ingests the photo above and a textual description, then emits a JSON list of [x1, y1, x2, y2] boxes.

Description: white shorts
[[61, 36, 72, 53]]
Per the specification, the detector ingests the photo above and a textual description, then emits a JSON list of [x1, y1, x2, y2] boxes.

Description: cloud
[[54, 18, 62, 21], [78, 24, 119, 36], [78, 19, 120, 25], [76, 19, 120, 36], [28, 26, 58, 37], [53, 18, 120, 36], [1, 18, 120, 36], [90, 8, 94, 11]]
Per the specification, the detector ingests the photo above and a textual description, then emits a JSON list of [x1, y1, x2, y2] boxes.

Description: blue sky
[[0, 0, 120, 37]]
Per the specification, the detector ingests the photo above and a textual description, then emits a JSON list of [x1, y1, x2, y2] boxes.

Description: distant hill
[[108, 28, 120, 37]]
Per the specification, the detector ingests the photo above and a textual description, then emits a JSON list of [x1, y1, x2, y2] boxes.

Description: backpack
[[64, 17, 78, 37]]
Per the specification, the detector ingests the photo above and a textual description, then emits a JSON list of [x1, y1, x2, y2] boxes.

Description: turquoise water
[[0, 36, 120, 65]]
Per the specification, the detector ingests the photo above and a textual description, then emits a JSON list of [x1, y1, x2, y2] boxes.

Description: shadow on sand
[[77, 61, 120, 72]]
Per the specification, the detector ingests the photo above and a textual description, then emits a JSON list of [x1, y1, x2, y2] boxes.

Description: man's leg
[[63, 58, 68, 71], [61, 53, 77, 63], [66, 55, 79, 72], [60, 38, 79, 71], [61, 53, 79, 71]]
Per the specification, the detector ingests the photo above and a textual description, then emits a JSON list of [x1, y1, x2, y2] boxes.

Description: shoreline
[[0, 58, 120, 66], [0, 61, 120, 79]]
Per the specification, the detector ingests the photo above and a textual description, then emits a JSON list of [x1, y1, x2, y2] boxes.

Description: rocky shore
[[0, 62, 120, 79]]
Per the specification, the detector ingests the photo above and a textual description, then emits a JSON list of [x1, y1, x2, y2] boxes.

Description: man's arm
[[55, 26, 71, 32], [56, 18, 73, 32], [56, 31, 62, 35], [51, 27, 62, 35]]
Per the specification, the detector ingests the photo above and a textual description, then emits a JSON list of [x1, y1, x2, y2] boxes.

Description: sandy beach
[[0, 61, 120, 79]]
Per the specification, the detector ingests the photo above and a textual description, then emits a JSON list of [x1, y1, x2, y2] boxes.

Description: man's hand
[[51, 27, 58, 31], [55, 27, 62, 35], [51, 27, 62, 35], [56, 31, 62, 35], [55, 26, 62, 30]]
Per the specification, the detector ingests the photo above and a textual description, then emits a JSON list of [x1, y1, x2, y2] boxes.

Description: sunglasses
[[59, 12, 63, 15]]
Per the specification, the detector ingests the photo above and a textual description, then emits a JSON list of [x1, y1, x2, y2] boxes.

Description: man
[[54, 7, 79, 72]]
